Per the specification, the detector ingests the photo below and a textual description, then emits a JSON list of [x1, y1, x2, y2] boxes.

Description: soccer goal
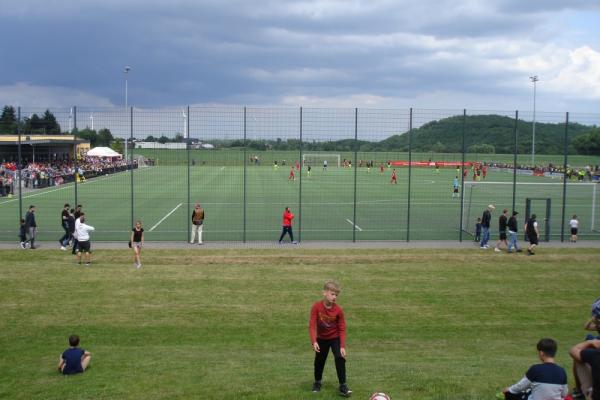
[[135, 155, 148, 167], [302, 153, 341, 168], [461, 181, 599, 237]]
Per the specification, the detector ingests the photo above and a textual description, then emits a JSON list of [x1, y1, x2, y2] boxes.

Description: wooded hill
[[375, 114, 592, 154]]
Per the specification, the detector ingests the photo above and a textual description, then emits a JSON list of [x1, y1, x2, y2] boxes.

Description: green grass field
[[1, 161, 598, 243], [0, 248, 598, 399]]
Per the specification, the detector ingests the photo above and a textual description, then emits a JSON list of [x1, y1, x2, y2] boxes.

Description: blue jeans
[[480, 226, 490, 247], [508, 231, 519, 252]]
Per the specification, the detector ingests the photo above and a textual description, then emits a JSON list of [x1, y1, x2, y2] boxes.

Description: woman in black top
[[130, 221, 144, 269]]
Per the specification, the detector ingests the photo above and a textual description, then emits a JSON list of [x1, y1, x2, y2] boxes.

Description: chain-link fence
[[1, 106, 599, 243]]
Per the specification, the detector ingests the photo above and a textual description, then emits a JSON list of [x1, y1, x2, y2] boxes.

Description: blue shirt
[[453, 178, 459, 188], [62, 348, 85, 375]]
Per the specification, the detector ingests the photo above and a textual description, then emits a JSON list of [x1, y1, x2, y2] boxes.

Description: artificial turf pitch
[[0, 248, 598, 399], [1, 164, 597, 243]]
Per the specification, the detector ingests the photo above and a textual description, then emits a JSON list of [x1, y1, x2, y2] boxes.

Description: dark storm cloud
[[0, 0, 599, 111]]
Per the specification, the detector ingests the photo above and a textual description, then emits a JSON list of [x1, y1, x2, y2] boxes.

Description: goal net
[[134, 155, 148, 167], [302, 153, 341, 168], [461, 181, 599, 238]]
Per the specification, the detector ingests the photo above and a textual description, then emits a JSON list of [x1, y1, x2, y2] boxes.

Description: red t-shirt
[[282, 211, 294, 226], [309, 301, 346, 348]]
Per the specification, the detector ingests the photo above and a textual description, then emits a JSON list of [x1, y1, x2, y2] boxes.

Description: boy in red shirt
[[309, 281, 352, 397], [289, 167, 295, 181], [390, 168, 397, 184]]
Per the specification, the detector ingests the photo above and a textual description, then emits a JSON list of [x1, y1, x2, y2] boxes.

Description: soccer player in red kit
[[289, 167, 295, 181], [309, 281, 352, 397], [296, 161, 301, 171], [380, 164, 385, 173], [390, 168, 397, 184]]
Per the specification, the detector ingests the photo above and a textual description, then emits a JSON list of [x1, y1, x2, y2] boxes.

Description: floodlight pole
[[530, 75, 538, 166], [124, 66, 131, 109]]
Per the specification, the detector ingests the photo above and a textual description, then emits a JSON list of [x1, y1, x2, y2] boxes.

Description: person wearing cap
[[507, 211, 522, 253], [480, 204, 495, 249], [525, 213, 540, 255], [190, 203, 205, 245]]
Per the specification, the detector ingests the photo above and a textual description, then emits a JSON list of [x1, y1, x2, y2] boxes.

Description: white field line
[[346, 219, 363, 231], [149, 203, 183, 232]]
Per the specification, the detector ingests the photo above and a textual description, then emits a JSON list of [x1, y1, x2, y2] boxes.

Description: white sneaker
[[60, 246, 66, 251], [198, 242, 203, 245], [136, 263, 141, 269], [190, 241, 194, 244], [494, 248, 501, 252]]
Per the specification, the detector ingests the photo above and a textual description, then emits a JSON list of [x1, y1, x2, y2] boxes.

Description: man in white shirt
[[75, 213, 95, 266]]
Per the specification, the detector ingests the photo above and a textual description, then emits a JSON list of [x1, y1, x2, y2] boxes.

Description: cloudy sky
[[1, 0, 600, 114]]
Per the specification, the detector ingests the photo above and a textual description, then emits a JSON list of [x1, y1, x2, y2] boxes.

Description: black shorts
[[78, 241, 91, 253], [571, 228, 578, 235], [528, 236, 538, 245], [453, 188, 459, 193], [499, 231, 507, 240]]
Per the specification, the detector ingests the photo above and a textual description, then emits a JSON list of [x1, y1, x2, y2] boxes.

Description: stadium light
[[529, 75, 539, 166], [182, 108, 187, 139], [124, 66, 131, 109], [89, 114, 94, 131]]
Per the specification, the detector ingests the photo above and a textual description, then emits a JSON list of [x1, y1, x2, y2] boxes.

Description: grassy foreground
[[0, 248, 598, 399]]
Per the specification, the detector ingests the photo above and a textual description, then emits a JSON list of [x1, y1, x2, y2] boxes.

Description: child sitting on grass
[[501, 338, 568, 400], [58, 335, 91, 375]]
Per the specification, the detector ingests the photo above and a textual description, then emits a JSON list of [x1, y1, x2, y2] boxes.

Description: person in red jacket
[[309, 281, 352, 397], [278, 207, 297, 244]]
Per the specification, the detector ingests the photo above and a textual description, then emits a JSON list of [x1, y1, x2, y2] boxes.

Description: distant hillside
[[373, 114, 591, 154]]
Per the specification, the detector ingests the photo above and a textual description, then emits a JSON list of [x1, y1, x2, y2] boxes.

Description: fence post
[[298, 107, 303, 243], [17, 107, 23, 221], [73, 106, 78, 207], [459, 109, 466, 241], [512, 110, 518, 213], [187, 105, 191, 243], [129, 106, 134, 230], [406, 108, 413, 242], [243, 107, 247, 243], [352, 108, 358, 242], [560, 112, 569, 242]]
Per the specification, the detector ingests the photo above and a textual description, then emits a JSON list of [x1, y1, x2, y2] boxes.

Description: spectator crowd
[[0, 156, 137, 196]]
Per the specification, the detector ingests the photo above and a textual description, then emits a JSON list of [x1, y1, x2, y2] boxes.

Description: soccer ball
[[370, 393, 391, 400]]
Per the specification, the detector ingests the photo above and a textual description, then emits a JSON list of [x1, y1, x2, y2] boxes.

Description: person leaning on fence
[[479, 204, 494, 249], [19, 218, 27, 249], [525, 214, 540, 256], [59, 203, 70, 251], [570, 214, 579, 243], [25, 205, 37, 249], [190, 203, 205, 245]]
